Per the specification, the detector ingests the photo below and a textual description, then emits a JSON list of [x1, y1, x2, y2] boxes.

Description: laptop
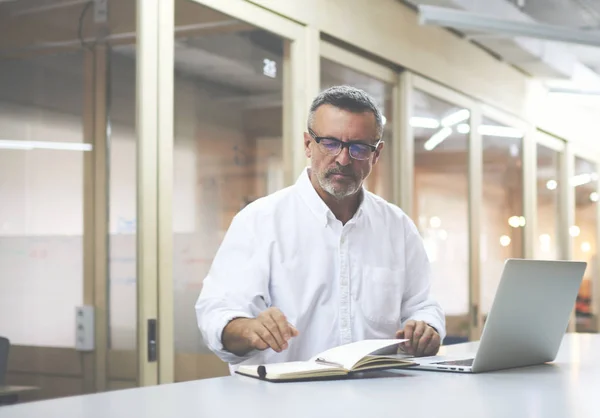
[[412, 259, 587, 373]]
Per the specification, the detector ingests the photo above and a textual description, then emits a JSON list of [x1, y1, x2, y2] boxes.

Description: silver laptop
[[413, 259, 587, 373]]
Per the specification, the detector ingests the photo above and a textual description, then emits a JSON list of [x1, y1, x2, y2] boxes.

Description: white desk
[[1, 333, 598, 418]]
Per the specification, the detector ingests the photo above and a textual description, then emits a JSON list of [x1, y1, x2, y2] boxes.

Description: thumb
[[395, 329, 405, 339]]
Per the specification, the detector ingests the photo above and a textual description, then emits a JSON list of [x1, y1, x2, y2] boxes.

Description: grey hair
[[307, 85, 384, 139]]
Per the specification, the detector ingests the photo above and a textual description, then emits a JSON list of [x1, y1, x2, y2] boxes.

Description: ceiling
[[403, 0, 600, 91], [519, 0, 600, 75]]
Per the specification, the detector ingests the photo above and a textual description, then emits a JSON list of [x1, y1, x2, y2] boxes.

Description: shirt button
[[341, 236, 346, 244]]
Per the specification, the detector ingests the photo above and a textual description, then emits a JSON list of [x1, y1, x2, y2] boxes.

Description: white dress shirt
[[195, 168, 446, 371]]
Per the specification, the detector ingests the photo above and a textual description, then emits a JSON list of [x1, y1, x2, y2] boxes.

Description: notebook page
[[261, 361, 339, 375], [309, 339, 407, 370]]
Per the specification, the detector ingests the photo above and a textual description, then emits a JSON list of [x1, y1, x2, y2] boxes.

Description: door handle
[[148, 319, 157, 362]]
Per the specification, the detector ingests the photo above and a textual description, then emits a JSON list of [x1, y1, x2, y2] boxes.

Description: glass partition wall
[[411, 89, 470, 343], [535, 135, 564, 261], [0, 0, 139, 400], [573, 156, 599, 332], [480, 116, 526, 318], [171, 0, 287, 382]]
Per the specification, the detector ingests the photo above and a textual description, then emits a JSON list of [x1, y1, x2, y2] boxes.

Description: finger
[[414, 327, 434, 357], [257, 325, 284, 352], [268, 309, 292, 342], [423, 333, 441, 357], [261, 318, 287, 351], [289, 324, 300, 337], [248, 331, 269, 351], [403, 320, 416, 342], [399, 322, 416, 355], [395, 330, 409, 354], [411, 321, 427, 349]]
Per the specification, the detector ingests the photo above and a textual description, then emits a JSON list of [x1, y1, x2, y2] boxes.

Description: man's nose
[[335, 145, 352, 166]]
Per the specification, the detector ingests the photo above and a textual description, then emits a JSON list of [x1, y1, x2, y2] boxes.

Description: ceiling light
[[548, 88, 600, 97], [410, 117, 439, 129], [429, 216, 442, 228], [591, 192, 599, 202], [441, 109, 470, 127], [424, 127, 452, 151], [382, 115, 387, 126], [569, 225, 581, 237], [546, 180, 558, 190], [571, 173, 593, 187], [418, 5, 600, 47], [582, 242, 591, 252], [508, 216, 520, 228], [456, 123, 470, 134], [500, 235, 511, 247], [479, 125, 524, 138], [0, 140, 92, 151]]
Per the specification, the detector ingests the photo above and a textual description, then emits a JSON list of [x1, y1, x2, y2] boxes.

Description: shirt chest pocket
[[356, 265, 403, 325]]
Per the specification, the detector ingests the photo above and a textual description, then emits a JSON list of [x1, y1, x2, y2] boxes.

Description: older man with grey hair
[[195, 85, 445, 372]]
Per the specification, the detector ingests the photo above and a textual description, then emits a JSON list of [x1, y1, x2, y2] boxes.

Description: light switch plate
[[75, 306, 95, 351], [93, 0, 108, 24]]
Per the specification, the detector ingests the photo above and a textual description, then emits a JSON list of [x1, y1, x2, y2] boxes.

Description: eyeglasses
[[308, 128, 381, 161]]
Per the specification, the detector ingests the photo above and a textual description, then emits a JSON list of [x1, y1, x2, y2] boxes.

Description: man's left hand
[[395, 320, 440, 357]]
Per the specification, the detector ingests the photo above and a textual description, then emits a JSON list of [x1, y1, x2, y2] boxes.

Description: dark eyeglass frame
[[307, 128, 382, 161]]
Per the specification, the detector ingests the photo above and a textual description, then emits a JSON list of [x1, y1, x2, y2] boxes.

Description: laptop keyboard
[[433, 358, 474, 366]]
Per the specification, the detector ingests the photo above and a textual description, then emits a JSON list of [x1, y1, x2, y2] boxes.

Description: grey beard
[[318, 173, 359, 200]]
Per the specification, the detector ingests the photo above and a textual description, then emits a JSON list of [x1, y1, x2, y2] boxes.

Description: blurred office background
[[0, 0, 599, 403]]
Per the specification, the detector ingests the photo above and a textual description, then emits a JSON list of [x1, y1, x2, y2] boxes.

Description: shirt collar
[[295, 167, 368, 227]]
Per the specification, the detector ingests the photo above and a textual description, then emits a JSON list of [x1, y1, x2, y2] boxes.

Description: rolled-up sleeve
[[195, 208, 271, 364], [400, 216, 447, 342]]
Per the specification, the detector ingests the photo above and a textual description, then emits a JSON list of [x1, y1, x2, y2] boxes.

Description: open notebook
[[236, 339, 415, 382]]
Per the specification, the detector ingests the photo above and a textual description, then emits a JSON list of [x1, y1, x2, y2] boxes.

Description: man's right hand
[[222, 307, 299, 357]]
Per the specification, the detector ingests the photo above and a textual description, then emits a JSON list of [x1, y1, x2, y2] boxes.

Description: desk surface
[[1, 333, 599, 418]]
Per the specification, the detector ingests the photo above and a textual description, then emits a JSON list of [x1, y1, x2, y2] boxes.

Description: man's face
[[304, 104, 383, 200]]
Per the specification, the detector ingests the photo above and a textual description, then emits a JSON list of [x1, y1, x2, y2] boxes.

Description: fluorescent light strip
[[478, 125, 524, 138], [441, 109, 470, 127], [457, 123, 470, 134], [571, 173, 594, 187], [0, 140, 92, 151], [548, 88, 600, 97], [424, 127, 452, 151], [410, 116, 440, 129], [415, 119, 525, 141]]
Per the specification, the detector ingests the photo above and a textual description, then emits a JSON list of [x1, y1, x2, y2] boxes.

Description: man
[[195, 85, 445, 371]]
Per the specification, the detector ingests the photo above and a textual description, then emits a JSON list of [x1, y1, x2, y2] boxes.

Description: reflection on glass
[[412, 90, 469, 342], [320, 58, 394, 201], [0, 52, 85, 348], [173, 0, 284, 381], [535, 143, 561, 260], [108, 44, 138, 360], [573, 157, 598, 332], [481, 117, 524, 315]]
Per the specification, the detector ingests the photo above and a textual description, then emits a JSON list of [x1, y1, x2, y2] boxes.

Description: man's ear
[[372, 141, 385, 165], [303, 132, 312, 158]]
